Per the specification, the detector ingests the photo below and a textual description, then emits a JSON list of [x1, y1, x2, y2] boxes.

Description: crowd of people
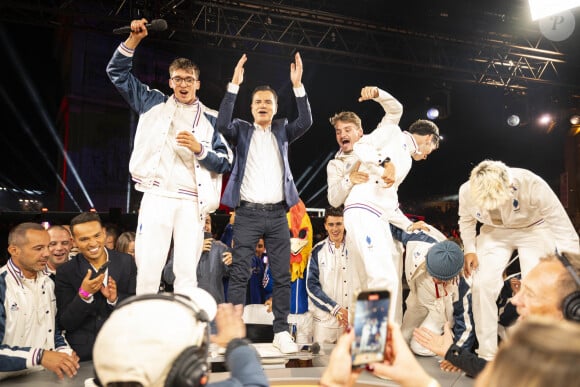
[[1, 17, 579, 387]]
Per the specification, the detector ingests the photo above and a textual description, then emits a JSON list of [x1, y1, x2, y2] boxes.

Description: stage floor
[[3, 344, 475, 387]]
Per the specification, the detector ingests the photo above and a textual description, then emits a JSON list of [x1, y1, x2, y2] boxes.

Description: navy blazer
[[216, 88, 313, 209], [55, 249, 137, 361]]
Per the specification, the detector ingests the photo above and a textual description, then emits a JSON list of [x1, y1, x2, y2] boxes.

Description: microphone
[[113, 19, 168, 35]]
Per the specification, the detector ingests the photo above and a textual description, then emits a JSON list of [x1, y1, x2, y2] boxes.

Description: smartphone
[[351, 289, 391, 368], [203, 232, 213, 239], [92, 261, 109, 278]]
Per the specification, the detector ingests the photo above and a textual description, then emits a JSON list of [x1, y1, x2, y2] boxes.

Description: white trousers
[[135, 193, 203, 295], [401, 289, 451, 356], [471, 223, 554, 359], [344, 209, 402, 323], [312, 312, 344, 344]]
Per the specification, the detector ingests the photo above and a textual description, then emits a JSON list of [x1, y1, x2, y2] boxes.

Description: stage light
[[538, 113, 552, 125], [570, 115, 580, 125], [426, 107, 440, 120], [507, 115, 521, 127], [528, 0, 580, 20], [2, 32, 90, 211]]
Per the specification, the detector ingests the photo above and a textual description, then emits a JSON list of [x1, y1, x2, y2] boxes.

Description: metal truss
[[1, 0, 578, 92]]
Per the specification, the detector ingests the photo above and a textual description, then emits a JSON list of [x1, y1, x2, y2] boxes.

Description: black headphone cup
[[555, 252, 580, 322], [165, 345, 210, 387], [562, 290, 580, 323], [197, 309, 210, 323]]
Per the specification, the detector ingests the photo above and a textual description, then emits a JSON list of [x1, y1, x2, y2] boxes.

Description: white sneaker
[[273, 331, 299, 354]]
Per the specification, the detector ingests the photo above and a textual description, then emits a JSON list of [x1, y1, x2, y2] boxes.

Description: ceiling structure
[[1, 0, 579, 212], [1, 0, 579, 95]]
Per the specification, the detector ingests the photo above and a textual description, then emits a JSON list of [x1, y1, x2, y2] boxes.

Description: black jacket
[[55, 249, 137, 361]]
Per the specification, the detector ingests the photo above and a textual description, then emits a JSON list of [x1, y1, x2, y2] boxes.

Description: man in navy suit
[[216, 53, 313, 353], [55, 212, 137, 361]]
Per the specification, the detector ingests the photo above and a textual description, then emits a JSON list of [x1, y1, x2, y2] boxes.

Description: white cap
[[179, 287, 218, 321], [93, 292, 216, 386]]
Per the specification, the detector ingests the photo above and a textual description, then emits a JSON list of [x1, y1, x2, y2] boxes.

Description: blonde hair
[[329, 111, 362, 130], [481, 317, 580, 387], [469, 160, 512, 210]]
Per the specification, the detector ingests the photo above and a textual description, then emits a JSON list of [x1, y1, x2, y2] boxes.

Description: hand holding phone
[[202, 232, 213, 252], [351, 289, 391, 368], [92, 261, 109, 278]]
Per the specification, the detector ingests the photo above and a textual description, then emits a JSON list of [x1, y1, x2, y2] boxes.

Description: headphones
[[112, 292, 211, 387], [555, 251, 580, 323]]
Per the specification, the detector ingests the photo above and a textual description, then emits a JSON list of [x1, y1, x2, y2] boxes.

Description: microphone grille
[[150, 19, 168, 31]]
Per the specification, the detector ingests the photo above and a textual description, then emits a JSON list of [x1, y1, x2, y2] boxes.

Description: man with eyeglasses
[[457, 159, 580, 360], [106, 18, 233, 296], [326, 86, 440, 323]]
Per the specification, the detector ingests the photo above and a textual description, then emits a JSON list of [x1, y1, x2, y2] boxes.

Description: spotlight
[[507, 114, 520, 127], [426, 107, 440, 120], [538, 113, 552, 125], [528, 0, 580, 20], [570, 115, 580, 125]]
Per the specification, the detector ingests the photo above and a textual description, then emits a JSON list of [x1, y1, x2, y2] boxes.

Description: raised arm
[[106, 18, 166, 114], [358, 86, 403, 126], [352, 87, 403, 175], [215, 55, 248, 140], [290, 52, 303, 88], [123, 18, 149, 50], [286, 52, 313, 141]]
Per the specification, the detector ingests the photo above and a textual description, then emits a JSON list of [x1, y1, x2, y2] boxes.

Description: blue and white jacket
[[391, 225, 475, 350], [107, 43, 233, 216], [1, 260, 71, 379], [306, 238, 350, 320]]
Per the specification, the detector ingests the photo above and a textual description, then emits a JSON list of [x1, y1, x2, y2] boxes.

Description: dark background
[[0, 1, 578, 227]]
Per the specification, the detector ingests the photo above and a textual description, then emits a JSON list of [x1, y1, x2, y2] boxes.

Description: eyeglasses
[[171, 77, 198, 85]]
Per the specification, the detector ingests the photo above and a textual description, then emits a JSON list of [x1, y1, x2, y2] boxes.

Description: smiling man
[[306, 206, 352, 344], [55, 212, 136, 361], [326, 87, 440, 323], [44, 225, 72, 278], [1, 223, 79, 381], [107, 18, 233, 296], [216, 53, 313, 353]]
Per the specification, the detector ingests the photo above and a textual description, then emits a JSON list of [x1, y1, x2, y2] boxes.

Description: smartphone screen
[[351, 289, 390, 367]]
